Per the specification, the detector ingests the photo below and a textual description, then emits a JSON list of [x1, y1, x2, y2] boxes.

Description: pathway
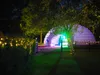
[[48, 52, 84, 75], [36, 46, 84, 75]]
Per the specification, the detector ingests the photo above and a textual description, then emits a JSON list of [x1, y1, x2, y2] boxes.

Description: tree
[[78, 2, 100, 34], [48, 0, 100, 53], [20, 0, 100, 48], [45, 0, 84, 53], [51, 0, 100, 36], [20, 0, 52, 44]]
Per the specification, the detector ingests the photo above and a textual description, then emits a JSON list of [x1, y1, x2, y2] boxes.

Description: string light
[[0, 37, 35, 50], [5, 42, 7, 45], [1, 38, 4, 40], [0, 41, 2, 45]]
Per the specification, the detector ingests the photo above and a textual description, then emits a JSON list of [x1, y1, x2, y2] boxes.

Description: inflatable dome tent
[[44, 25, 96, 47]]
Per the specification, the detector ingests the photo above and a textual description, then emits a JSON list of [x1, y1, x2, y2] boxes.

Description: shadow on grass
[[33, 51, 61, 75], [48, 52, 62, 75], [34, 48, 84, 75], [32, 48, 100, 75]]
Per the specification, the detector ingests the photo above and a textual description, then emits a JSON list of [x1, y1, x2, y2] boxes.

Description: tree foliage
[[51, 0, 100, 35], [49, 0, 84, 38], [79, 1, 100, 34], [20, 0, 100, 38], [20, 0, 52, 37]]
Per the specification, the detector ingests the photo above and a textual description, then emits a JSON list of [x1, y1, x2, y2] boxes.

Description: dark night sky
[[0, 0, 28, 35]]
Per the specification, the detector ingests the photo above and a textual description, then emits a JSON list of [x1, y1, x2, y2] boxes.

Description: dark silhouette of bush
[[0, 46, 34, 75]]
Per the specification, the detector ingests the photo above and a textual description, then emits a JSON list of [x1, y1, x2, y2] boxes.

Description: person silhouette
[[47, 39, 49, 46], [35, 38, 38, 53]]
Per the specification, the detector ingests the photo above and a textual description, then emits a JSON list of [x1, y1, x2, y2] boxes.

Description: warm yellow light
[[1, 38, 4, 40], [5, 42, 7, 45], [0, 41, 2, 44], [2, 44, 5, 47], [24, 45, 27, 49], [16, 44, 18, 46], [11, 44, 13, 47], [16, 40, 18, 43], [10, 43, 13, 47]]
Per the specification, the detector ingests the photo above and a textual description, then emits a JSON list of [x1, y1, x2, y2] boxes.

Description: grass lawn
[[32, 48, 100, 75], [74, 49, 100, 75], [33, 51, 61, 75]]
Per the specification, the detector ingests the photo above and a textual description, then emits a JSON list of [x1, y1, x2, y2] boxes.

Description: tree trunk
[[40, 31, 42, 44], [68, 38, 74, 54]]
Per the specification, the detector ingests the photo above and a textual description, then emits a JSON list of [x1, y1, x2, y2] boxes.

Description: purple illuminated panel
[[44, 25, 96, 46], [73, 25, 96, 45]]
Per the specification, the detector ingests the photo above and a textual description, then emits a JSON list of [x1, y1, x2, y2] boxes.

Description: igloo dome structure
[[44, 25, 96, 46], [73, 25, 96, 45]]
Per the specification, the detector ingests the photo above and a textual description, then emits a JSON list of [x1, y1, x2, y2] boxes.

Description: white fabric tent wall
[[44, 25, 96, 46]]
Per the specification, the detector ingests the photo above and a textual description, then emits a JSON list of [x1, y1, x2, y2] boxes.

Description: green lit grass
[[33, 52, 60, 75], [55, 53, 83, 75], [33, 49, 100, 75], [33, 49, 83, 75]]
